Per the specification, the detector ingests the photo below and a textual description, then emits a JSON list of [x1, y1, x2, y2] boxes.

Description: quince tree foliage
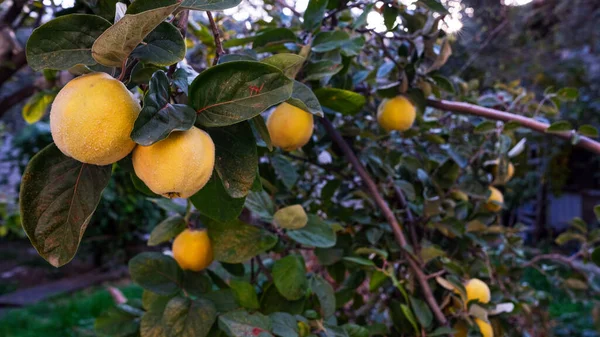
[[18, 0, 600, 336]]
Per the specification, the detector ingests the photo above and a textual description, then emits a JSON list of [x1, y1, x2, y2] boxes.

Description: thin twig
[[168, 9, 190, 77], [319, 117, 447, 325], [523, 252, 582, 269], [458, 20, 508, 76], [207, 11, 225, 66], [255, 256, 273, 282], [275, 0, 301, 17], [427, 99, 600, 155]]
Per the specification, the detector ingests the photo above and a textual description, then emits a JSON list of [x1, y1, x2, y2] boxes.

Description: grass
[[0, 283, 143, 337]]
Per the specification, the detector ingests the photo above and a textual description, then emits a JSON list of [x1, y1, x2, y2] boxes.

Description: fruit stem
[[184, 199, 193, 228]]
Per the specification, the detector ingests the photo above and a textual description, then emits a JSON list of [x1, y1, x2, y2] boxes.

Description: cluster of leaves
[[15, 0, 600, 337]]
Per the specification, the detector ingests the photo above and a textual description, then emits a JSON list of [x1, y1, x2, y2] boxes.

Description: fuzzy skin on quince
[[376, 96, 416, 132], [172, 229, 214, 271], [267, 103, 314, 151], [50, 72, 140, 165], [132, 126, 215, 199]]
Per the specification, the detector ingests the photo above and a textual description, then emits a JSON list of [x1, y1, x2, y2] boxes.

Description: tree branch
[[427, 99, 600, 155], [168, 9, 189, 77], [0, 84, 36, 120], [207, 11, 225, 66], [319, 117, 447, 325], [0, 50, 26, 89], [523, 252, 581, 269]]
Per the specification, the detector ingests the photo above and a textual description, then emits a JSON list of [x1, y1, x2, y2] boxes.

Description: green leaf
[[431, 75, 455, 93], [400, 304, 419, 335], [273, 255, 308, 301], [95, 305, 140, 337], [546, 120, 572, 133], [383, 5, 398, 30], [351, 4, 373, 29], [230, 280, 260, 310], [418, 0, 449, 14], [428, 327, 456, 336], [22, 91, 55, 124], [591, 247, 600, 267], [287, 214, 336, 248], [126, 0, 178, 14], [245, 191, 275, 222], [578, 124, 598, 138], [207, 121, 258, 198], [129, 252, 182, 295], [314, 88, 366, 115], [162, 297, 217, 337], [287, 81, 324, 117], [19, 143, 111, 267], [250, 115, 273, 151], [202, 216, 278, 263], [260, 283, 306, 315], [312, 31, 350, 52], [343, 257, 375, 267], [130, 22, 185, 66], [131, 70, 196, 146], [419, 245, 446, 265], [473, 121, 496, 133], [556, 87, 579, 101], [182, 270, 212, 297], [261, 53, 305, 78], [304, 0, 329, 32], [92, 1, 179, 66], [595, 204, 600, 222], [253, 28, 297, 50], [190, 174, 246, 222], [409, 296, 433, 328], [269, 312, 298, 337], [148, 215, 186, 246], [201, 289, 240, 312], [273, 205, 308, 229], [26, 14, 112, 71], [191, 61, 293, 127], [173, 65, 197, 95], [304, 60, 344, 81], [310, 275, 336, 318], [555, 232, 586, 246], [271, 155, 299, 190], [130, 62, 166, 84], [219, 311, 273, 337], [181, 0, 241, 10]]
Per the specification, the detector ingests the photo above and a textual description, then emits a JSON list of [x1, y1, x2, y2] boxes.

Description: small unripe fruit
[[172, 229, 213, 271], [450, 189, 469, 202], [485, 187, 504, 212], [267, 103, 314, 151], [491, 160, 514, 185], [417, 80, 432, 97], [474, 318, 493, 337], [50, 72, 140, 165], [465, 278, 491, 304], [377, 96, 416, 132], [133, 126, 215, 198]]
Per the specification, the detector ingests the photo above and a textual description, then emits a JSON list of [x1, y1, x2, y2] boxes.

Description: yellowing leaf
[[92, 1, 179, 66], [273, 204, 308, 230], [22, 91, 55, 124]]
